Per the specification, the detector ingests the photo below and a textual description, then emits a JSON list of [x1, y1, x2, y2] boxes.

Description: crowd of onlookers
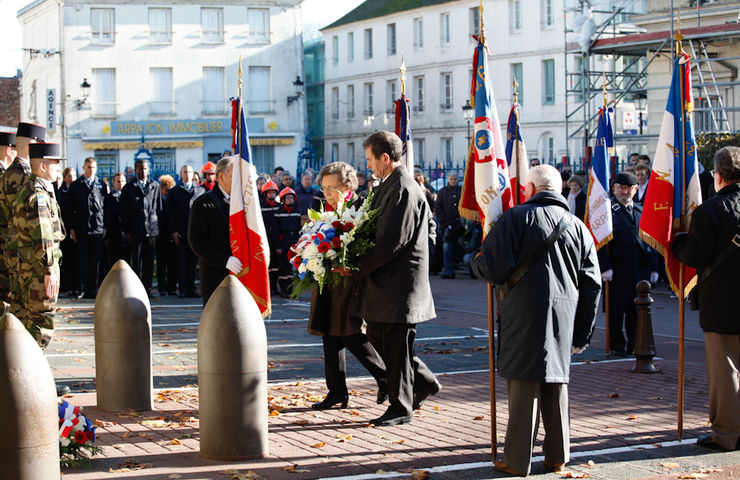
[[56, 150, 718, 300]]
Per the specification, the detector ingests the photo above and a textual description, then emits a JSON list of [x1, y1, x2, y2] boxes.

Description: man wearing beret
[[598, 171, 660, 356], [0, 122, 45, 310], [0, 132, 17, 301]]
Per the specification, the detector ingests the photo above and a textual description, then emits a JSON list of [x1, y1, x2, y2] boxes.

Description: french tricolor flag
[[585, 107, 614, 250], [229, 98, 271, 317]]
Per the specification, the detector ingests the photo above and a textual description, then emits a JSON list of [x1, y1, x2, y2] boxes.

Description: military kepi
[[16, 122, 46, 141], [29, 142, 61, 160], [0, 132, 16, 147], [614, 171, 638, 186]]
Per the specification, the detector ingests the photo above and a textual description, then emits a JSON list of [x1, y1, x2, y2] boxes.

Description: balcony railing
[[149, 101, 175, 116], [247, 100, 276, 114]]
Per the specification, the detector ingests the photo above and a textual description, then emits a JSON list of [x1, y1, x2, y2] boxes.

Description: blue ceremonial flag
[[394, 94, 414, 172], [639, 54, 701, 297], [504, 102, 528, 204], [585, 107, 614, 249]]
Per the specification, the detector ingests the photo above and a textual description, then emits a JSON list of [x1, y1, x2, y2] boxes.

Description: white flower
[[60, 436, 71, 447], [326, 249, 337, 260], [339, 232, 351, 243], [298, 264, 307, 274], [307, 257, 322, 272], [304, 243, 318, 257]]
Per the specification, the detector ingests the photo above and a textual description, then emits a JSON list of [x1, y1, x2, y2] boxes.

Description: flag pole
[[400, 53, 406, 98], [675, 10, 686, 442], [601, 71, 611, 357], [477, 0, 497, 463], [512, 77, 521, 206]]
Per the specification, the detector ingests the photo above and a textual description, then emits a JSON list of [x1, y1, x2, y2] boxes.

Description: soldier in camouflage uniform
[[12, 142, 64, 348], [0, 131, 17, 303], [0, 123, 45, 316]]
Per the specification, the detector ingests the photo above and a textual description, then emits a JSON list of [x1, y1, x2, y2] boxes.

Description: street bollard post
[[632, 280, 659, 373]]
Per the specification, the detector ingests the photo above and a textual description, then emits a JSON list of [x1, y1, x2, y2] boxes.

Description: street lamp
[[75, 78, 91, 109], [462, 100, 473, 144], [287, 75, 305, 106], [634, 93, 647, 135]]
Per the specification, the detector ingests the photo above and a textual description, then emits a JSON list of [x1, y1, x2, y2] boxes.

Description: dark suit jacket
[[572, 190, 586, 221], [598, 199, 659, 313], [353, 165, 436, 324], [188, 186, 231, 305], [119, 178, 162, 239], [104, 192, 126, 248], [68, 176, 108, 235], [166, 183, 205, 236]]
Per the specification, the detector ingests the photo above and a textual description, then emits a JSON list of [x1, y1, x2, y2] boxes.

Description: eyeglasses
[[320, 184, 343, 194], [710, 170, 716, 178]]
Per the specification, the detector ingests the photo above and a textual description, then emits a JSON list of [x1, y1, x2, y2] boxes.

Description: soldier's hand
[[44, 274, 59, 299], [650, 271, 659, 284], [172, 232, 181, 246], [601, 269, 613, 282], [70, 229, 76, 243]]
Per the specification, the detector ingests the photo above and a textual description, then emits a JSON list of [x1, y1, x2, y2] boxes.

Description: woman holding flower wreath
[[306, 162, 388, 410]]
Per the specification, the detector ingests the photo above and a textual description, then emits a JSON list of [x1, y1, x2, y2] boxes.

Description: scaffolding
[[563, 1, 740, 168]]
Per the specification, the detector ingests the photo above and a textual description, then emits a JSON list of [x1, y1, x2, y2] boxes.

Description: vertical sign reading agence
[[46, 89, 56, 131]]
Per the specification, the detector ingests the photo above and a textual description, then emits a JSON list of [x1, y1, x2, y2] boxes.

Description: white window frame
[[247, 8, 270, 44], [387, 79, 397, 113], [248, 66, 273, 114], [469, 7, 480, 41], [347, 142, 355, 165], [440, 72, 453, 111], [332, 35, 339, 66], [331, 87, 339, 120], [150, 67, 174, 116], [413, 17, 424, 50], [347, 84, 355, 118], [542, 59, 555, 105], [148, 8, 172, 44], [364, 82, 374, 116], [440, 13, 451, 47], [415, 76, 425, 112], [347, 32, 354, 63], [511, 63, 523, 105], [510, 0, 522, 32], [415, 138, 425, 165], [441, 137, 452, 166], [387, 23, 397, 56], [364, 28, 373, 59], [90, 8, 115, 45], [331, 143, 339, 162], [201, 8, 224, 43], [541, 0, 554, 28]]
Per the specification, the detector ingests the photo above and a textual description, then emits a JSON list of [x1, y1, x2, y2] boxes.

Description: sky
[[0, 0, 364, 78]]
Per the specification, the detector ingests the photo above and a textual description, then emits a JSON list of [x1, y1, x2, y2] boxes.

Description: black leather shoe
[[697, 434, 729, 451], [311, 392, 348, 410], [56, 384, 70, 396], [376, 386, 388, 405], [370, 408, 412, 426], [413, 379, 442, 410], [75, 292, 85, 300]]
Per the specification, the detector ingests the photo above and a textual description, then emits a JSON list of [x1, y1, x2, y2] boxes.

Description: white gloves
[[601, 269, 613, 282], [226, 256, 243, 274], [571, 345, 586, 355], [650, 271, 659, 284]]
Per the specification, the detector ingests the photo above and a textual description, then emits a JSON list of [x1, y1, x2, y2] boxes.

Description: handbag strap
[[497, 212, 572, 303]]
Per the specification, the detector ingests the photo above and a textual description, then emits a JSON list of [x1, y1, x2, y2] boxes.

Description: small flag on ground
[[229, 97, 271, 317], [459, 38, 513, 235], [639, 54, 701, 297], [585, 107, 614, 250]]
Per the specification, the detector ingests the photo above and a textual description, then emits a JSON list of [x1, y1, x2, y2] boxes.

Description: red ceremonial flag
[[639, 54, 701, 297], [229, 97, 271, 316]]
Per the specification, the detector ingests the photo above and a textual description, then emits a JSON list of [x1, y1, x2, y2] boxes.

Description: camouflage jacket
[[0, 157, 31, 255], [13, 174, 64, 277]]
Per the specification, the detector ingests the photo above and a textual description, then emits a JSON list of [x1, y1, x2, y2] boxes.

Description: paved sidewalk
[[59, 357, 739, 479]]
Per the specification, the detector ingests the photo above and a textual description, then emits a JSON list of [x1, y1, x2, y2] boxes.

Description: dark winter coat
[[673, 183, 740, 334], [166, 183, 205, 236], [119, 178, 162, 239], [68, 176, 108, 235], [295, 184, 318, 215], [103, 192, 126, 248], [470, 191, 601, 383], [598, 199, 659, 314], [352, 165, 437, 324], [188, 186, 231, 305], [434, 184, 462, 231]]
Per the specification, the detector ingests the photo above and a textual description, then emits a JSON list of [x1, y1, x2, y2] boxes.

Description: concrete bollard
[[632, 280, 659, 373], [198, 275, 268, 460], [0, 312, 60, 479], [94, 260, 153, 411]]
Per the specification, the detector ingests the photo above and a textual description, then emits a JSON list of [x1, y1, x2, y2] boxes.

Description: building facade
[[18, 0, 305, 179], [321, 0, 578, 170]]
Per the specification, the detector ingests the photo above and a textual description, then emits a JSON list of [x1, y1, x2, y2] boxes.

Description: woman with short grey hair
[[316, 162, 359, 194]]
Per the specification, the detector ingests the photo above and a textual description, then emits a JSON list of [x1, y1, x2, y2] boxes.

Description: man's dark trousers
[[177, 236, 198, 296], [77, 233, 103, 297], [366, 322, 437, 416], [131, 237, 156, 293], [322, 334, 386, 395]]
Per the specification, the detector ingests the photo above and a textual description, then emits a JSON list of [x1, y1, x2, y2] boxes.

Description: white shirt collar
[[218, 184, 230, 202]]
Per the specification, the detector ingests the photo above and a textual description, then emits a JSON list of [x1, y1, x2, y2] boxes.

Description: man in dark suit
[[103, 172, 128, 272], [598, 171, 659, 356], [355, 131, 441, 426], [68, 157, 108, 298], [633, 163, 650, 205], [119, 159, 162, 296], [167, 165, 204, 297], [189, 157, 242, 306]]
